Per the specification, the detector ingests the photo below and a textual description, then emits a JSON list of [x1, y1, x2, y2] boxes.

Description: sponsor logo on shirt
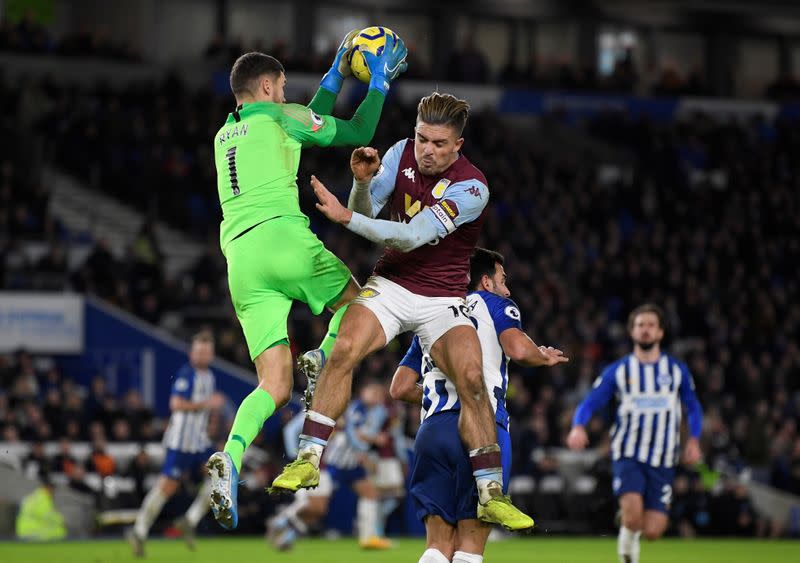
[[430, 204, 456, 234], [358, 288, 381, 298], [431, 178, 451, 199], [466, 185, 482, 198], [440, 199, 458, 219], [632, 396, 670, 410]]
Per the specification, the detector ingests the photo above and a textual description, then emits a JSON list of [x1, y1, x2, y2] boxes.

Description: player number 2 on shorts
[[226, 146, 240, 195]]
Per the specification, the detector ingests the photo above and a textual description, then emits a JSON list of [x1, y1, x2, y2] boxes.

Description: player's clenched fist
[[566, 425, 589, 450], [311, 175, 352, 225], [351, 147, 381, 182]]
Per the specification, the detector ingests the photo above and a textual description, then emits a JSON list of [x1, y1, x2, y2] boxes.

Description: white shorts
[[353, 276, 474, 352], [374, 458, 404, 489]]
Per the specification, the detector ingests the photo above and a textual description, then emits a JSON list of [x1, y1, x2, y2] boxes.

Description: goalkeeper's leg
[[298, 278, 361, 409]]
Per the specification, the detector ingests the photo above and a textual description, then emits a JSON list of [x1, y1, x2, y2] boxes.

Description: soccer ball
[[348, 26, 400, 84]]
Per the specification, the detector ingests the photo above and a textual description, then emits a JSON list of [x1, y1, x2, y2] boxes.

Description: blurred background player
[[273, 93, 533, 532], [324, 380, 392, 549], [127, 330, 223, 557], [391, 248, 568, 563], [373, 398, 409, 539], [267, 410, 333, 551], [207, 32, 408, 530], [567, 304, 704, 563]]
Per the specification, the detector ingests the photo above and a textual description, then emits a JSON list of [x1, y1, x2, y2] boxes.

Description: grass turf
[[1, 537, 798, 563]]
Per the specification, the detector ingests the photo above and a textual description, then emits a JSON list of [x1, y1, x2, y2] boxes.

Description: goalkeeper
[[207, 32, 408, 531]]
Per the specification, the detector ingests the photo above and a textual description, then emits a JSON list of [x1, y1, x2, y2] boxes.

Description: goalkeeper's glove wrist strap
[[369, 73, 390, 96], [320, 69, 344, 94]]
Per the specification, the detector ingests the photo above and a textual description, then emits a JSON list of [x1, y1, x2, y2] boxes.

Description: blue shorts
[[327, 465, 367, 489], [410, 410, 511, 525], [161, 448, 215, 480], [612, 458, 676, 513]]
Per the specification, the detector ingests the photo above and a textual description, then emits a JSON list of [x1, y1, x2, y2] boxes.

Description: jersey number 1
[[226, 146, 240, 195]]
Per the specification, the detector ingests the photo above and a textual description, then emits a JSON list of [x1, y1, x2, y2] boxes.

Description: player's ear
[[454, 137, 464, 153]]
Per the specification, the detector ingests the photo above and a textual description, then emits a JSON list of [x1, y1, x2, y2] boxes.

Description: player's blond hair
[[417, 92, 470, 136]]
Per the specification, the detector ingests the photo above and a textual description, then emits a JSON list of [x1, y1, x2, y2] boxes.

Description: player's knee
[[462, 365, 486, 401], [271, 386, 292, 407], [329, 335, 359, 367], [260, 379, 292, 407], [643, 527, 663, 541], [621, 513, 643, 531]]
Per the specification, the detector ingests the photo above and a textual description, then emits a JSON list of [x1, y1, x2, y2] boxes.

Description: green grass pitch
[[1, 537, 798, 563]]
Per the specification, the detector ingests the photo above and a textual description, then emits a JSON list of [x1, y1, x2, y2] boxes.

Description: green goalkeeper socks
[[223, 388, 276, 472], [319, 305, 348, 360]]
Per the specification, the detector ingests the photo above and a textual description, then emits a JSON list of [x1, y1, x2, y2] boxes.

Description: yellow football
[[348, 26, 400, 84]]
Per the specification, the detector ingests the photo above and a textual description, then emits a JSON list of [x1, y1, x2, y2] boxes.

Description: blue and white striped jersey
[[162, 364, 215, 453], [573, 354, 704, 468], [324, 399, 387, 470], [399, 290, 522, 430]]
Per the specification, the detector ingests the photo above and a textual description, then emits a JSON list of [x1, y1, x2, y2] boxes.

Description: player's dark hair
[[469, 247, 504, 291], [230, 52, 285, 98], [417, 92, 470, 136], [192, 329, 214, 345], [627, 303, 667, 332]]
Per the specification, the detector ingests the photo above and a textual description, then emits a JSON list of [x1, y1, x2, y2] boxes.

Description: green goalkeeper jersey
[[214, 102, 337, 251]]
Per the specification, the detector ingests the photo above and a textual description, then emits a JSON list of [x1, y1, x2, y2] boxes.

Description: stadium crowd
[[0, 11, 142, 61], [6, 9, 800, 100], [2, 62, 800, 537]]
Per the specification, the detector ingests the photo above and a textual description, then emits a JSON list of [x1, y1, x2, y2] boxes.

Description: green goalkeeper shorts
[[225, 216, 351, 360]]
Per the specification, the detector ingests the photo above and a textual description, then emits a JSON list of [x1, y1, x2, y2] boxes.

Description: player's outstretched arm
[[391, 337, 425, 404], [390, 366, 423, 404], [567, 366, 618, 449], [499, 328, 569, 368], [308, 29, 360, 115], [678, 365, 704, 465], [170, 393, 224, 412], [311, 175, 438, 251]]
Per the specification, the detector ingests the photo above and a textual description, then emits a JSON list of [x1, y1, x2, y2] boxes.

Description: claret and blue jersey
[[573, 354, 703, 469]]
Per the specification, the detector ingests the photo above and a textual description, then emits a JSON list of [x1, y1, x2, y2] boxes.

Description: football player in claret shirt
[[272, 93, 533, 532]]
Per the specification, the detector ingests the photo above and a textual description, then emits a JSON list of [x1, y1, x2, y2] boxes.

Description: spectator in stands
[[86, 437, 116, 478], [22, 440, 50, 481], [53, 437, 78, 477], [122, 389, 155, 441], [445, 36, 490, 83], [126, 448, 153, 503]]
